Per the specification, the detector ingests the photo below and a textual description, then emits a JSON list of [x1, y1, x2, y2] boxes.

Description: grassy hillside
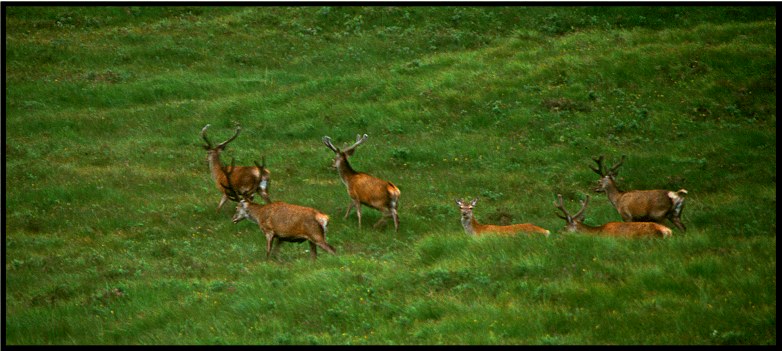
[[3, 6, 776, 345]]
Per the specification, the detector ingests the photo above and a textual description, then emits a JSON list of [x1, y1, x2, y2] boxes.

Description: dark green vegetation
[[4, 6, 775, 345]]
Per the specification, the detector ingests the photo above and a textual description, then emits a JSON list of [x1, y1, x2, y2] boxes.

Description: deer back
[[347, 173, 400, 209], [254, 202, 329, 239], [475, 223, 550, 237], [589, 221, 673, 238], [613, 189, 676, 221]]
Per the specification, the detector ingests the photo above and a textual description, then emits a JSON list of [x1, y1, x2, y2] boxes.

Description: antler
[[590, 155, 606, 176], [322, 136, 339, 153], [574, 195, 590, 220], [554, 194, 571, 220], [220, 157, 252, 202], [201, 124, 241, 150], [607, 155, 626, 176], [554, 194, 590, 221], [343, 134, 368, 154], [253, 155, 266, 171]]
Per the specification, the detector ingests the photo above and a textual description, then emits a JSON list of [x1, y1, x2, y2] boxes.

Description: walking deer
[[590, 155, 687, 231], [456, 198, 550, 237], [221, 163, 336, 261], [322, 134, 400, 232], [201, 124, 271, 210], [554, 194, 672, 238]]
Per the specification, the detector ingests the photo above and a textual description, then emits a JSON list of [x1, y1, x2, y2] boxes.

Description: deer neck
[[207, 152, 225, 183], [602, 178, 624, 208], [461, 215, 480, 235], [336, 157, 358, 185], [244, 202, 265, 225]]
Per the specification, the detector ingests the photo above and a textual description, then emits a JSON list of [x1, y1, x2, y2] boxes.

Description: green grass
[[4, 5, 776, 345]]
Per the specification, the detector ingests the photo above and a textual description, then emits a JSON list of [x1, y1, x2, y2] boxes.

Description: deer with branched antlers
[[323, 134, 400, 232], [456, 198, 550, 237], [201, 124, 271, 211], [554, 194, 672, 238], [221, 159, 336, 261], [590, 155, 687, 231]]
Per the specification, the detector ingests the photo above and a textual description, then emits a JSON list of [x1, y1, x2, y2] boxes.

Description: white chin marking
[[260, 180, 268, 190]]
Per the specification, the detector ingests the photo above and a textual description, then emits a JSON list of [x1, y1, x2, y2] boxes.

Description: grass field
[[3, 6, 776, 345]]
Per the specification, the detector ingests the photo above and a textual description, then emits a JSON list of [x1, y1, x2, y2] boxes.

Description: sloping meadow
[[4, 6, 775, 345]]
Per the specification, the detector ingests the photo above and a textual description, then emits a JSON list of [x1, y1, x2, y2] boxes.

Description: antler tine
[[253, 155, 266, 170], [200, 124, 213, 148], [344, 134, 368, 153], [608, 155, 626, 175], [590, 155, 606, 176], [554, 194, 570, 220], [573, 195, 591, 220], [216, 125, 241, 149], [322, 136, 338, 152]]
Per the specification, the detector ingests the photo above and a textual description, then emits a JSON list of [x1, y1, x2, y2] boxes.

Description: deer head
[[554, 194, 589, 233], [322, 134, 368, 169], [201, 124, 241, 158], [456, 198, 479, 223], [322, 133, 400, 232], [590, 155, 625, 193]]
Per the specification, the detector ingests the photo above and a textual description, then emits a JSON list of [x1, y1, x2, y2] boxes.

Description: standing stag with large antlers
[[322, 134, 401, 232], [590, 155, 688, 231], [554, 194, 673, 238], [201, 124, 271, 211], [456, 198, 550, 237], [221, 159, 336, 261]]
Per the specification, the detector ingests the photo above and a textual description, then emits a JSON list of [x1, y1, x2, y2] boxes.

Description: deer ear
[[470, 198, 478, 206]]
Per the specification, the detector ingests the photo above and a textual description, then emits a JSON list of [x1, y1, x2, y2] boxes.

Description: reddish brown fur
[[592, 155, 687, 231], [554, 194, 672, 239], [233, 200, 336, 260], [323, 135, 400, 232], [202, 124, 271, 211], [456, 198, 550, 237]]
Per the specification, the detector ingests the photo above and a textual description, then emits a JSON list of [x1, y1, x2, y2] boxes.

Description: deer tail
[[315, 213, 330, 236], [668, 189, 687, 216], [387, 182, 401, 209]]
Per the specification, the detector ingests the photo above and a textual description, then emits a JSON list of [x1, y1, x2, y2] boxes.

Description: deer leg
[[314, 240, 336, 255], [670, 215, 687, 232], [392, 207, 399, 232], [264, 232, 276, 259], [344, 202, 354, 219], [355, 201, 362, 230], [217, 194, 229, 212], [308, 241, 318, 260], [373, 211, 389, 229], [271, 238, 283, 258]]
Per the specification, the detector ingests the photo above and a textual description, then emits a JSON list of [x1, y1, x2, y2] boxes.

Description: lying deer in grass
[[222, 159, 335, 261], [590, 155, 687, 231], [455, 198, 550, 237], [323, 134, 400, 232], [201, 124, 271, 210], [554, 194, 672, 238]]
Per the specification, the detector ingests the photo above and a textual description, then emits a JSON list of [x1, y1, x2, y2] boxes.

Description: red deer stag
[[456, 198, 550, 237], [221, 161, 335, 261], [201, 124, 271, 211], [590, 155, 687, 231], [322, 134, 400, 232], [554, 194, 672, 238]]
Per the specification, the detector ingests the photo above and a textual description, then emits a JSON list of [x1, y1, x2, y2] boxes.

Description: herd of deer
[[202, 124, 688, 260]]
